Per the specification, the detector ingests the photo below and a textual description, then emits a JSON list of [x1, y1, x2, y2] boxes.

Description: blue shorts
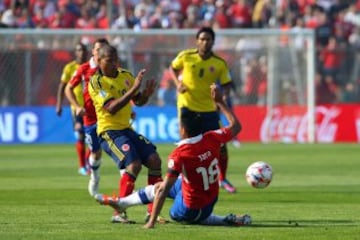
[[99, 128, 157, 170], [180, 107, 221, 133], [168, 177, 217, 224], [84, 124, 101, 153]]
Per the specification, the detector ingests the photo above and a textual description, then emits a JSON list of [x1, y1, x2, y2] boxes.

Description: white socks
[[89, 155, 101, 179], [119, 185, 155, 209]]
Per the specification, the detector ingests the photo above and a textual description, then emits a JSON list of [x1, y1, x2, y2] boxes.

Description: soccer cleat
[[111, 212, 135, 224], [94, 194, 125, 214], [78, 167, 89, 176], [220, 179, 236, 193], [144, 213, 170, 224], [224, 214, 252, 226], [88, 175, 100, 197]]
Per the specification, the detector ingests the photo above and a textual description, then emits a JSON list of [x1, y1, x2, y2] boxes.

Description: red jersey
[[69, 57, 98, 126], [167, 127, 233, 209]]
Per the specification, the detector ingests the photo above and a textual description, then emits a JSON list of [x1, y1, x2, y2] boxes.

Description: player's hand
[[176, 81, 187, 93], [142, 78, 156, 97], [210, 84, 223, 103], [143, 222, 155, 229], [134, 69, 146, 89], [75, 106, 86, 117], [56, 106, 62, 117]]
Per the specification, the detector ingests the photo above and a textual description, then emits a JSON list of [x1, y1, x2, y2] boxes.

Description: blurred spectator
[[319, 37, 344, 84], [341, 82, 357, 103], [315, 9, 332, 47], [76, 6, 96, 29], [315, 72, 338, 104], [157, 62, 177, 106], [1, 6, 17, 27], [32, 0, 56, 19], [252, 0, 272, 28], [213, 0, 231, 28], [16, 7, 34, 28], [242, 57, 267, 105], [96, 3, 109, 28], [157, 79, 177, 106], [182, 1, 201, 28], [48, 1, 78, 28], [226, 0, 252, 28], [32, 7, 49, 28]]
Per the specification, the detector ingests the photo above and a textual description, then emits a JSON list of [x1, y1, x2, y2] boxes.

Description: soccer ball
[[245, 161, 273, 189]]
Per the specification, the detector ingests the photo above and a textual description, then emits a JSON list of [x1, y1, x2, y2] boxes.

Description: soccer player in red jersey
[[95, 84, 252, 228], [64, 38, 109, 197], [169, 27, 237, 193], [55, 42, 90, 176]]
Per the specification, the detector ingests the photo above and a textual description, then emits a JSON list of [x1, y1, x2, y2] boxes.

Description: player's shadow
[[250, 219, 358, 228]]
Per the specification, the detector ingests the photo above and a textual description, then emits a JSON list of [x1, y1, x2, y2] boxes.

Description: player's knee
[[147, 153, 162, 169], [127, 160, 142, 176]]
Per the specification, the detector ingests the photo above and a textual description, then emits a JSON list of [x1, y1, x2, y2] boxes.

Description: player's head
[[92, 38, 109, 63], [196, 27, 215, 55], [74, 42, 88, 64], [180, 109, 202, 138], [97, 44, 119, 76], [196, 27, 215, 41]]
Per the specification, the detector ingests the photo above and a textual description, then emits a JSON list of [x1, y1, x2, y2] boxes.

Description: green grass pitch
[[0, 143, 359, 240]]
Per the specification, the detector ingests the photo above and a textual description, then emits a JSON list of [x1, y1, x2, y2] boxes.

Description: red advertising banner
[[233, 104, 360, 143]]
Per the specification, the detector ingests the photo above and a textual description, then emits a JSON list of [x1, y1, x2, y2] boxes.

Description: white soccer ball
[[245, 161, 273, 189]]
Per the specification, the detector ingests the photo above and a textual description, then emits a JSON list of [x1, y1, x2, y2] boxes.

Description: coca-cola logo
[[260, 106, 340, 143]]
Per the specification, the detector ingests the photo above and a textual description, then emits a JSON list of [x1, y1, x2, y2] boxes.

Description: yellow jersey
[[171, 48, 231, 112], [88, 68, 135, 135], [61, 60, 84, 108]]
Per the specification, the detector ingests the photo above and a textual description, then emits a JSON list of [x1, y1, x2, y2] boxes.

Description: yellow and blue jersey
[[88, 68, 135, 135], [171, 48, 231, 112]]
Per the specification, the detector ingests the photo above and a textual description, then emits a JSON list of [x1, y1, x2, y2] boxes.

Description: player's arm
[[211, 84, 241, 137], [64, 70, 85, 116], [221, 82, 233, 106], [104, 69, 145, 114], [144, 175, 177, 229], [169, 67, 187, 93], [56, 81, 67, 116]]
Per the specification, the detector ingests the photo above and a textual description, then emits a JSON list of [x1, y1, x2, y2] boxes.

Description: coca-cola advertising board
[[234, 104, 360, 143]]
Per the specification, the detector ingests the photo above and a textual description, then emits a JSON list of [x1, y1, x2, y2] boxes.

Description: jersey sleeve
[[219, 62, 232, 85], [166, 150, 182, 178], [171, 51, 185, 70]]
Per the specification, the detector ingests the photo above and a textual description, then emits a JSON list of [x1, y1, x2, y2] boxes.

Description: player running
[[56, 42, 90, 176], [64, 38, 109, 197]]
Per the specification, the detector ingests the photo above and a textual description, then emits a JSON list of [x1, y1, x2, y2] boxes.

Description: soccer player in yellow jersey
[[56, 42, 90, 176], [88, 44, 164, 223], [169, 27, 236, 193]]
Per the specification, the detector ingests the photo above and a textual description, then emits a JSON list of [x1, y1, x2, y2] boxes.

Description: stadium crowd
[[1, 0, 359, 104]]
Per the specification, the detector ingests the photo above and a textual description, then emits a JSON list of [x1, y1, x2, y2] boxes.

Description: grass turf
[[0, 143, 359, 240]]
